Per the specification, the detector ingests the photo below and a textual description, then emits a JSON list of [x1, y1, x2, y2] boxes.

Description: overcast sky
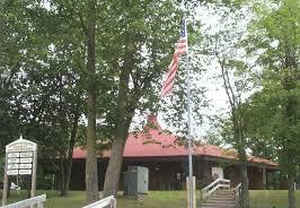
[[150, 3, 253, 141]]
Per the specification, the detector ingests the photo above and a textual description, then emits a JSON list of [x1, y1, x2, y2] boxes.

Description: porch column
[[262, 167, 266, 189], [203, 159, 211, 185]]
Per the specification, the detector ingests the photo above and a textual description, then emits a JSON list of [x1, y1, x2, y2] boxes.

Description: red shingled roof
[[73, 116, 278, 168]]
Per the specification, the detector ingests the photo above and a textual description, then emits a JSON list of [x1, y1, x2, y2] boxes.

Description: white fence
[[1, 194, 116, 208], [82, 195, 117, 208], [2, 194, 46, 208]]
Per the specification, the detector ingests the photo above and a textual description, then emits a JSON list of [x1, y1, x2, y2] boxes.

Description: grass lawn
[[250, 190, 300, 208], [4, 190, 189, 208], [3, 190, 299, 208]]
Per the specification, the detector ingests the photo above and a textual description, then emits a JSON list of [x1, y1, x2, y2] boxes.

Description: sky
[[141, 3, 254, 141], [130, 5, 230, 139]]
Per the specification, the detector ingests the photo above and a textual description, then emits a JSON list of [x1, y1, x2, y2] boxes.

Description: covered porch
[[69, 155, 278, 191]]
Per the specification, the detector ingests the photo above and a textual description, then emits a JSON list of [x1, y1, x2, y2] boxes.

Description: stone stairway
[[200, 189, 238, 208]]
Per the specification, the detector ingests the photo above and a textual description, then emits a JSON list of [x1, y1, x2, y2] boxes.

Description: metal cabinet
[[124, 166, 149, 196]]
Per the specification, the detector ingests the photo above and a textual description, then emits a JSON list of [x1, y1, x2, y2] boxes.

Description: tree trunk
[[240, 158, 249, 208], [233, 111, 249, 208], [60, 158, 74, 196], [85, 0, 98, 203], [64, 158, 72, 194], [85, 63, 99, 203], [103, 137, 126, 197], [287, 174, 296, 208], [60, 115, 79, 196], [103, 64, 133, 197], [282, 71, 297, 208], [220, 59, 250, 208], [103, 112, 132, 197], [238, 134, 249, 208], [60, 158, 66, 196], [64, 122, 78, 195]]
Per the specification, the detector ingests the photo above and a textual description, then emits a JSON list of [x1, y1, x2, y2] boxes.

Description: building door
[[211, 167, 224, 179]]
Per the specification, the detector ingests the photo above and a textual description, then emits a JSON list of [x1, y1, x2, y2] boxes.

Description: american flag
[[161, 19, 188, 97]]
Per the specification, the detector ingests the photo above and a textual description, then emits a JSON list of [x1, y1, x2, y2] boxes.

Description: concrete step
[[215, 191, 233, 194], [213, 195, 234, 198], [213, 194, 234, 197], [201, 205, 236, 208], [215, 189, 232, 192], [206, 198, 235, 203], [207, 198, 235, 201], [203, 200, 236, 204], [201, 193, 237, 208], [208, 198, 235, 201], [201, 206, 236, 208], [214, 191, 234, 195], [213, 193, 234, 197], [209, 196, 234, 200], [215, 189, 233, 192], [200, 190, 237, 208], [201, 202, 237, 208], [211, 195, 234, 198]]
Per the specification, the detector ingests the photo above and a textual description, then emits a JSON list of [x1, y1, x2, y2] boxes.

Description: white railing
[[2, 194, 46, 208], [201, 178, 231, 200], [82, 195, 117, 208], [233, 183, 242, 201]]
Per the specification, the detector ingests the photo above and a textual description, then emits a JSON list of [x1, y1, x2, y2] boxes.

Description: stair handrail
[[201, 178, 231, 200], [233, 183, 242, 200]]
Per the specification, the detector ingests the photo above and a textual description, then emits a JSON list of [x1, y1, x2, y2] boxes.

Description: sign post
[[2, 135, 38, 206]]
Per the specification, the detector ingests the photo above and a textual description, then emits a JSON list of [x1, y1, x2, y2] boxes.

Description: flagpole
[[185, 19, 194, 208], [181, 2, 194, 206]]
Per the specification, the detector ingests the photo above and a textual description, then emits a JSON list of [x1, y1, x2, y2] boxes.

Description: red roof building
[[71, 116, 278, 191]]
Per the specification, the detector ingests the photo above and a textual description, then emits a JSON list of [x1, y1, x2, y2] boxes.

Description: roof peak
[[145, 115, 162, 131]]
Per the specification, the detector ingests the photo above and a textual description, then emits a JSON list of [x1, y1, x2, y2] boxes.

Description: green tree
[[245, 0, 300, 207], [0, 0, 31, 150], [30, 0, 106, 202], [196, 3, 255, 207], [19, 62, 85, 197], [0, 0, 87, 197], [100, 0, 182, 196]]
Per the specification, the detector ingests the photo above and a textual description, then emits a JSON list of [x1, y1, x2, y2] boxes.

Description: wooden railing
[[2, 194, 46, 208], [201, 178, 231, 200], [82, 195, 117, 208]]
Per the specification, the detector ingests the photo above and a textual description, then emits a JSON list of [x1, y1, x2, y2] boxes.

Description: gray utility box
[[124, 166, 149, 196]]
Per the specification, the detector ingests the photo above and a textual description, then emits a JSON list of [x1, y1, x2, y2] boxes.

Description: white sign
[[6, 142, 36, 152], [8, 158, 20, 164], [7, 164, 19, 170], [6, 136, 37, 153], [19, 164, 32, 169], [8, 153, 20, 158], [19, 169, 32, 175], [7, 170, 19, 176], [20, 152, 33, 158], [3, 136, 38, 204], [20, 158, 33, 163], [5, 136, 37, 176]]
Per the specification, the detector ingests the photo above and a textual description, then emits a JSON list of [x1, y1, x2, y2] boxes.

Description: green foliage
[[0, 0, 87, 196], [244, 0, 300, 175], [0, 0, 35, 151], [1, 0, 193, 197]]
